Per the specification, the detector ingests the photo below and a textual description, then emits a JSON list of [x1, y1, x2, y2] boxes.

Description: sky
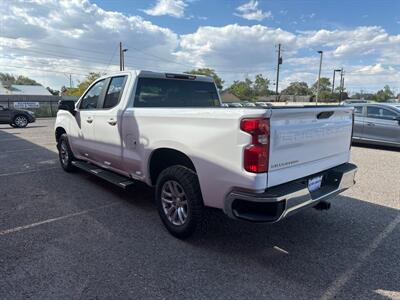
[[0, 0, 399, 94]]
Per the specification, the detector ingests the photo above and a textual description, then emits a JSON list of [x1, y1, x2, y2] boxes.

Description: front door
[[91, 75, 128, 172], [70, 79, 106, 161], [364, 105, 400, 144]]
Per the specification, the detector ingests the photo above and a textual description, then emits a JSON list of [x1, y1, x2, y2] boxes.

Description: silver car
[[349, 103, 400, 148]]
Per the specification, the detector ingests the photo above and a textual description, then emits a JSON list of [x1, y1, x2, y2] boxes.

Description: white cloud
[[0, 0, 180, 88], [234, 0, 272, 21], [176, 24, 296, 71], [143, 0, 187, 18], [0, 0, 399, 93]]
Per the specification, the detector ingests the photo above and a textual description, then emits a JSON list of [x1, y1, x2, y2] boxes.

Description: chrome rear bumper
[[224, 163, 357, 222]]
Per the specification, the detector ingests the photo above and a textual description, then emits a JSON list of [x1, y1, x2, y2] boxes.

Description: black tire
[[57, 133, 77, 172], [13, 115, 28, 128], [9, 123, 17, 128], [155, 166, 205, 239]]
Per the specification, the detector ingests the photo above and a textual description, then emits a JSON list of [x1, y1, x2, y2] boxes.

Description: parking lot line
[[321, 213, 400, 300], [0, 166, 60, 177], [1, 143, 55, 153], [0, 202, 120, 237], [0, 136, 53, 142]]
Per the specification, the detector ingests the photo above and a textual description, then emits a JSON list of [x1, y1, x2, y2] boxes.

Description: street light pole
[[275, 43, 282, 101], [315, 50, 323, 105], [340, 70, 345, 102]]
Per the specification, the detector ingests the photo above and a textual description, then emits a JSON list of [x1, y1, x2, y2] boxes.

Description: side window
[[354, 106, 363, 115], [80, 80, 105, 110], [367, 106, 397, 120], [103, 76, 127, 109]]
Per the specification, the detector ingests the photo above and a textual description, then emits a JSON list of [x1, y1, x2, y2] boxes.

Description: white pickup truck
[[55, 70, 357, 238]]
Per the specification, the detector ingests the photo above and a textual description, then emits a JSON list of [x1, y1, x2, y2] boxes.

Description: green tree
[[281, 81, 310, 95], [228, 78, 255, 100], [228, 74, 273, 100], [372, 85, 395, 102], [310, 77, 334, 101], [0, 72, 41, 85], [46, 87, 60, 96], [65, 72, 102, 97], [253, 74, 270, 96], [311, 77, 331, 94], [185, 68, 224, 90]]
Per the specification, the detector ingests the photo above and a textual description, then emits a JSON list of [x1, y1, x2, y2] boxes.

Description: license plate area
[[308, 175, 323, 192]]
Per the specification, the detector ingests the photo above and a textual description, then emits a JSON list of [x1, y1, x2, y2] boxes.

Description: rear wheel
[[155, 166, 205, 239], [13, 115, 28, 128], [57, 134, 76, 172], [9, 123, 17, 128]]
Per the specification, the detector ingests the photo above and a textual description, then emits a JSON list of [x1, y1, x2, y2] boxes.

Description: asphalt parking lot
[[0, 118, 399, 299]]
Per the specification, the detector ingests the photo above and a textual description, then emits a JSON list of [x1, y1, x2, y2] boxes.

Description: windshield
[[134, 78, 220, 108]]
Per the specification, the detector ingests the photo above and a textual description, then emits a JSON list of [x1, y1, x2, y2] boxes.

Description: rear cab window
[[133, 77, 220, 108]]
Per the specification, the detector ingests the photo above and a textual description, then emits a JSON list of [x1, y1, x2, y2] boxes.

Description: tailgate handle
[[317, 111, 334, 119]]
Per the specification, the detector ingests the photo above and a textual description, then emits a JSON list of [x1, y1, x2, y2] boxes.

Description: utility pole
[[119, 42, 122, 71], [275, 43, 282, 101], [119, 42, 128, 71], [315, 50, 323, 105], [122, 48, 128, 71], [69, 74, 72, 88], [332, 69, 341, 94]]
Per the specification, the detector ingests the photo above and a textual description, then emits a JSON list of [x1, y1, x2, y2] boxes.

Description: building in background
[[0, 82, 77, 117]]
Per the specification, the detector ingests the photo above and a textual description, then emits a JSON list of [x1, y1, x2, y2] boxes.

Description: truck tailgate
[[267, 106, 353, 187]]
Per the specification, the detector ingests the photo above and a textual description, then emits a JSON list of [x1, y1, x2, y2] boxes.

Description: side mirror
[[58, 100, 76, 115]]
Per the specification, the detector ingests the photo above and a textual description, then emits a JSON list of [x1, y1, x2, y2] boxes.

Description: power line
[[1, 36, 277, 74]]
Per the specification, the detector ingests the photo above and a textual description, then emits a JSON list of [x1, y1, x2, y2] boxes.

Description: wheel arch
[[148, 148, 197, 186], [55, 127, 66, 143]]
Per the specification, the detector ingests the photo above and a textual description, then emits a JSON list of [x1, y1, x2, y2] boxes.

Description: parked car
[[255, 102, 272, 108], [55, 70, 357, 238], [227, 102, 243, 107], [346, 103, 400, 148], [241, 101, 256, 107], [342, 99, 373, 105], [0, 105, 36, 128]]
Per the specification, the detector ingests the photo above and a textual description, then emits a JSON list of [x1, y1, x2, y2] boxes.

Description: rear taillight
[[240, 118, 270, 173]]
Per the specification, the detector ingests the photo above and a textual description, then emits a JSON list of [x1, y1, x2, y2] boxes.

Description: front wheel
[[155, 166, 205, 239], [57, 134, 76, 172], [13, 115, 28, 128]]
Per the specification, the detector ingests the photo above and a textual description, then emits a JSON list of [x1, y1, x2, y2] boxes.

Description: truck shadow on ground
[[352, 141, 399, 152], [1, 126, 398, 299]]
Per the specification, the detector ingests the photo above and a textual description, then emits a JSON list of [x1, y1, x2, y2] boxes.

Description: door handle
[[366, 122, 375, 126], [86, 117, 93, 124], [107, 119, 117, 126]]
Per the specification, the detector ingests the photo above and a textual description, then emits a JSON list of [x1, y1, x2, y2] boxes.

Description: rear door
[[352, 105, 365, 139], [364, 105, 400, 144], [267, 106, 353, 187]]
